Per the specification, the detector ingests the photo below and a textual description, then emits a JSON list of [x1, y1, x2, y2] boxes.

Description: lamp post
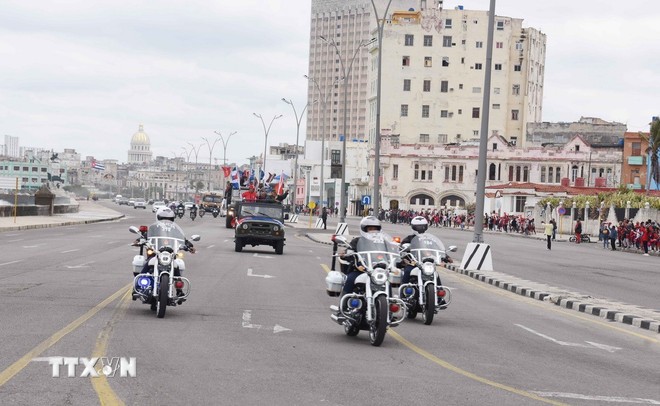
[[201, 136, 221, 192], [172, 151, 186, 201], [320, 35, 376, 222], [282, 98, 311, 209], [214, 130, 237, 184], [186, 142, 203, 194], [253, 113, 283, 181], [369, 0, 393, 214]]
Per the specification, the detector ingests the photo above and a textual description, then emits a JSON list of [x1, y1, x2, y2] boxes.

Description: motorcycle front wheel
[[422, 284, 435, 325], [344, 323, 360, 336], [156, 274, 169, 318], [369, 295, 388, 347]]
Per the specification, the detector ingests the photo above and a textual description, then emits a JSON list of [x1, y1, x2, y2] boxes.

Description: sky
[[0, 0, 658, 165]]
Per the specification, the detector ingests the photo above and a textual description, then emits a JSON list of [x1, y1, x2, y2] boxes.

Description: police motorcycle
[[211, 206, 220, 218], [189, 205, 197, 221], [398, 233, 456, 325], [326, 232, 406, 347], [129, 222, 199, 318], [175, 204, 185, 219]]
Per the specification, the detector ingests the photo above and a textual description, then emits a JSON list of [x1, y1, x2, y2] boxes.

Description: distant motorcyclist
[[339, 216, 382, 295]]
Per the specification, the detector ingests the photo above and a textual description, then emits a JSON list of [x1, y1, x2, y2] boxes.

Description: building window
[[403, 79, 411, 91], [440, 110, 449, 118], [492, 143, 498, 151], [443, 36, 452, 47], [494, 63, 502, 70], [493, 103, 500, 109], [423, 35, 433, 46], [393, 164, 398, 180], [438, 134, 447, 143], [494, 87, 500, 94], [514, 64, 522, 72], [419, 134, 429, 143], [423, 80, 431, 91], [541, 166, 546, 183], [402, 56, 410, 66], [475, 41, 483, 48], [414, 164, 419, 180], [400, 104, 408, 117], [458, 84, 463, 89], [512, 84, 520, 95], [445, 18, 452, 28], [405, 34, 414, 46], [515, 196, 526, 212], [459, 166, 464, 182], [331, 149, 341, 165], [497, 20, 504, 31], [575, 145, 580, 152], [472, 87, 481, 93], [472, 107, 480, 118], [440, 80, 449, 92], [489, 163, 496, 180], [442, 57, 449, 67], [424, 57, 432, 67], [632, 142, 641, 156], [496, 41, 503, 48], [510, 137, 517, 146], [474, 63, 483, 70], [511, 109, 519, 120], [548, 167, 554, 183], [422, 105, 430, 118], [457, 109, 462, 114]]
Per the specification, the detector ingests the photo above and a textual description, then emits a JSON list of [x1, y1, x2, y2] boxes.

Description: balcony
[[628, 156, 644, 165]]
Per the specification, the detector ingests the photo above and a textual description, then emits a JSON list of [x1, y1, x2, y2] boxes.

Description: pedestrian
[[574, 218, 582, 244], [550, 219, 557, 241], [609, 224, 618, 251], [542, 221, 553, 250], [321, 206, 328, 230], [602, 223, 610, 249]]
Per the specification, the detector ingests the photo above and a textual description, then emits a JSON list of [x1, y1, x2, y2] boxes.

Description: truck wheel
[[275, 241, 284, 255], [235, 238, 243, 252]]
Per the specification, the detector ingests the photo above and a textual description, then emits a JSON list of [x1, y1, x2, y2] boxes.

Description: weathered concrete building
[[526, 117, 625, 146]]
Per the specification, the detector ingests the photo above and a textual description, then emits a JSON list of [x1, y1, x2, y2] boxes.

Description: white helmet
[[411, 216, 428, 234], [156, 207, 176, 221], [359, 216, 382, 238]]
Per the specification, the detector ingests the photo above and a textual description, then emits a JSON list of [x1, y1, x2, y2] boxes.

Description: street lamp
[[172, 151, 186, 201], [320, 35, 376, 222], [201, 136, 221, 192], [214, 130, 238, 185], [253, 113, 283, 181], [282, 98, 312, 210], [185, 142, 203, 194]]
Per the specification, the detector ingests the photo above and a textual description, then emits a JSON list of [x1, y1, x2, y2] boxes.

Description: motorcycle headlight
[[136, 275, 152, 289], [422, 262, 435, 276], [371, 270, 387, 285], [158, 252, 173, 266]]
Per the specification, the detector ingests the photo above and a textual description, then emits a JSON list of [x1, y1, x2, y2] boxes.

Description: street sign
[[308, 201, 316, 210], [558, 207, 566, 215], [361, 195, 371, 205]]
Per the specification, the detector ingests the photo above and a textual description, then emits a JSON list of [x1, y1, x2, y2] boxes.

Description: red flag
[[275, 172, 285, 195], [222, 166, 231, 177]]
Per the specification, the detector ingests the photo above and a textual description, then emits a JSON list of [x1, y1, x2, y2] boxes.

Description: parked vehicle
[[569, 233, 591, 243]]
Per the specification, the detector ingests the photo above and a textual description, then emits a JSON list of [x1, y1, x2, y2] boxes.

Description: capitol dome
[[127, 124, 153, 164]]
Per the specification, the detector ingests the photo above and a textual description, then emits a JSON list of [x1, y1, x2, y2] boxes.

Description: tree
[[644, 119, 660, 192]]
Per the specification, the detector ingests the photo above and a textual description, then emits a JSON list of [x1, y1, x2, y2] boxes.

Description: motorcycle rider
[[135, 207, 196, 296], [189, 203, 197, 218], [339, 216, 382, 296], [400, 216, 448, 305]]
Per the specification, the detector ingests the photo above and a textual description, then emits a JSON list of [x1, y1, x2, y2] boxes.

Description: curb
[[0, 215, 125, 232], [444, 263, 660, 333]]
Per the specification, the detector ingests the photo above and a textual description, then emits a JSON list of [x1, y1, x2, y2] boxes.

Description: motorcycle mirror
[[333, 235, 349, 245], [448, 245, 457, 252], [190, 235, 201, 241], [129, 226, 141, 235]]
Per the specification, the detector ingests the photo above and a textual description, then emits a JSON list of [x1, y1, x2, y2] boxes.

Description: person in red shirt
[[641, 223, 651, 256], [241, 185, 257, 202]]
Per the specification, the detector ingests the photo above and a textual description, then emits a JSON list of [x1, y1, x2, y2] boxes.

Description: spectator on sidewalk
[[602, 223, 610, 249], [542, 221, 553, 250], [574, 218, 582, 244], [321, 207, 328, 230], [609, 224, 618, 251]]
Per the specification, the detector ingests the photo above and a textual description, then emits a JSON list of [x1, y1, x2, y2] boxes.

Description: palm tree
[[644, 119, 660, 192]]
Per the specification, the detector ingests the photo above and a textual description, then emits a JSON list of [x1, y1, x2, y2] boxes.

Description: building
[[3, 135, 19, 158], [621, 131, 648, 190], [127, 125, 153, 165], [527, 117, 625, 146]]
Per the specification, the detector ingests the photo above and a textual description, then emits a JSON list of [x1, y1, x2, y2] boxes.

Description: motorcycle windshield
[[146, 221, 186, 251], [409, 233, 446, 263], [355, 232, 399, 270]]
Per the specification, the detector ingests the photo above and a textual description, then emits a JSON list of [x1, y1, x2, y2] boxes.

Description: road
[[0, 205, 658, 405]]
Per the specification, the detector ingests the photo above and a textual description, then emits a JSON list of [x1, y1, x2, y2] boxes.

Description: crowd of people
[[598, 219, 659, 256]]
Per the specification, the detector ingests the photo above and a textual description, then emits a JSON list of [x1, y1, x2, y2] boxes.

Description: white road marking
[[515, 324, 621, 353], [223, 240, 229, 243], [207, 245, 215, 249], [253, 253, 273, 259], [273, 325, 291, 334], [0, 260, 23, 267], [61, 249, 80, 254], [531, 392, 660, 404], [22, 245, 40, 249], [65, 261, 95, 269], [242, 310, 262, 329], [247, 268, 274, 279]]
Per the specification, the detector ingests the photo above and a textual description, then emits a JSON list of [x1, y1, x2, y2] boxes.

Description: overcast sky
[[1, 0, 658, 165]]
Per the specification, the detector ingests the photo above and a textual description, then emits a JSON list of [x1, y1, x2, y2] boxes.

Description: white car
[[184, 201, 195, 209], [133, 198, 147, 209], [151, 201, 166, 213]]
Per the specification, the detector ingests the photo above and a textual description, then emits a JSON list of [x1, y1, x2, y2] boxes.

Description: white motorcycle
[[398, 233, 456, 325], [129, 223, 199, 318], [326, 233, 406, 347]]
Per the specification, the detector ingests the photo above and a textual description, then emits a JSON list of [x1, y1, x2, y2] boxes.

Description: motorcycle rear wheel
[[369, 295, 388, 347], [156, 274, 169, 318], [422, 284, 435, 325]]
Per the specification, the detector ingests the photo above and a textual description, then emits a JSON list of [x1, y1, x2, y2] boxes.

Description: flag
[[259, 168, 265, 181], [249, 169, 255, 182], [222, 166, 231, 177], [230, 166, 240, 189], [275, 172, 285, 195], [91, 160, 105, 171], [265, 172, 276, 184]]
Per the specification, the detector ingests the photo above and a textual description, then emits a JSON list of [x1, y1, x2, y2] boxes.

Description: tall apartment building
[[369, 5, 546, 149], [3, 135, 19, 158], [307, 0, 416, 144]]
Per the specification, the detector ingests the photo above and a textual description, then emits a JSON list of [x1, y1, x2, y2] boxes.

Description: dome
[[131, 124, 150, 145]]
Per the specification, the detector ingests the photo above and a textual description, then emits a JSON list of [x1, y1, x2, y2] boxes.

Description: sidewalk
[[0, 200, 124, 232], [288, 215, 660, 333]]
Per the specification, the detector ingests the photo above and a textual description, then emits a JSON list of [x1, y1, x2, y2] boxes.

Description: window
[[424, 56, 432, 67], [515, 196, 526, 212], [405, 34, 414, 46], [571, 165, 579, 182], [494, 87, 500, 94], [492, 143, 498, 151], [494, 63, 502, 70], [496, 41, 503, 48], [331, 149, 341, 165], [459, 166, 464, 182], [423, 35, 433, 46], [548, 167, 554, 183], [457, 109, 462, 114], [497, 20, 504, 31], [402, 56, 410, 66], [422, 105, 430, 118], [400, 104, 408, 117], [474, 63, 483, 70], [510, 137, 517, 146], [414, 164, 419, 180], [575, 145, 580, 152], [403, 79, 411, 91], [442, 36, 452, 47], [445, 18, 452, 28], [512, 84, 520, 95], [472, 87, 481, 93], [493, 103, 500, 109], [514, 64, 521, 72], [423, 80, 431, 91], [489, 163, 497, 180], [442, 57, 449, 67], [632, 142, 641, 156], [393, 164, 398, 180], [440, 80, 449, 92], [511, 109, 519, 120], [475, 41, 483, 48], [440, 110, 449, 118], [438, 134, 447, 143], [472, 107, 480, 118], [32, 167, 38, 172], [541, 166, 546, 183], [419, 134, 429, 143], [458, 83, 463, 90], [473, 130, 479, 136]]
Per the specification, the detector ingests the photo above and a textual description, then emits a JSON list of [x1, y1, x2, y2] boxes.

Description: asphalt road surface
[[0, 206, 658, 405]]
